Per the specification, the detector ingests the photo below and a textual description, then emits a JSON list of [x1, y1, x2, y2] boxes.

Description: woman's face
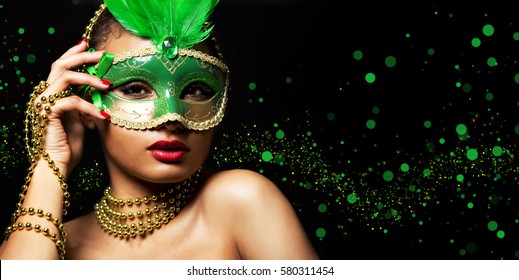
[[94, 31, 214, 185]]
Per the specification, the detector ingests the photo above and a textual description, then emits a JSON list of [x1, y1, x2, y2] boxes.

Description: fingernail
[[100, 110, 111, 119], [101, 79, 112, 86], [76, 38, 86, 46]]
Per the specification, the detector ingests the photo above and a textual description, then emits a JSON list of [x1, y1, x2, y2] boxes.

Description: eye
[[112, 81, 157, 100], [180, 81, 215, 102]]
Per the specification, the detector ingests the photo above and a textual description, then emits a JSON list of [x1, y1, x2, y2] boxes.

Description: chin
[[138, 164, 199, 183]]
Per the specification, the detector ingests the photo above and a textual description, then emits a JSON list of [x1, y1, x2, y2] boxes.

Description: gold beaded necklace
[[94, 168, 201, 238]]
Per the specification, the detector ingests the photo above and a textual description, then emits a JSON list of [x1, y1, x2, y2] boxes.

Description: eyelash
[[180, 82, 216, 102], [116, 82, 155, 99], [113, 81, 216, 101]]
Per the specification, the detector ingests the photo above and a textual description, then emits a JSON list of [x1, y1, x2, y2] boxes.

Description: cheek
[[98, 124, 142, 156], [189, 130, 214, 156]]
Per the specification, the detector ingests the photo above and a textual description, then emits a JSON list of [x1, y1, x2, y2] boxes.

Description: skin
[[0, 28, 319, 260]]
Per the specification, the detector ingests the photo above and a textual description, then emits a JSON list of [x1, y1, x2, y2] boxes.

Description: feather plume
[[104, 0, 218, 50]]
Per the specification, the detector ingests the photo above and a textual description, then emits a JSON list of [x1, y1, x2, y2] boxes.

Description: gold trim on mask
[[112, 46, 229, 74]]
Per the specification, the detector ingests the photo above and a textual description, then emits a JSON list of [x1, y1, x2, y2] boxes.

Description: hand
[[34, 39, 111, 176]]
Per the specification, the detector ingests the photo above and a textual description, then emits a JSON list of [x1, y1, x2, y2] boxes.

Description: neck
[[94, 168, 201, 238]]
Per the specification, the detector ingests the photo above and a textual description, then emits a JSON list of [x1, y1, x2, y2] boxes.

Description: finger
[[54, 71, 112, 90], [48, 95, 109, 121], [48, 70, 111, 93], [35, 74, 110, 111], [47, 51, 105, 84], [57, 38, 91, 59]]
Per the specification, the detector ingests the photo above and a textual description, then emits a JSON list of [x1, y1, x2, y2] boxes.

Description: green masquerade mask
[[80, 0, 229, 131]]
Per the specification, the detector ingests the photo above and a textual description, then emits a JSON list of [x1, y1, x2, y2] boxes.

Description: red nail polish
[[76, 38, 86, 46], [101, 80, 112, 86], [100, 110, 111, 119]]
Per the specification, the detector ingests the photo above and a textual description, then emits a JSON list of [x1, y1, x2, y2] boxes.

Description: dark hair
[[89, 9, 125, 50]]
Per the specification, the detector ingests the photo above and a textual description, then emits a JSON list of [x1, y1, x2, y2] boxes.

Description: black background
[[1, 0, 518, 260]]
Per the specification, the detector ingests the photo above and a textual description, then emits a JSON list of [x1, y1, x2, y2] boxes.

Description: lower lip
[[149, 150, 186, 162]]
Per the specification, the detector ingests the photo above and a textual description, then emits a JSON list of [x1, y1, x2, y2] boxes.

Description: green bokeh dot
[[48, 27, 55, 35], [316, 228, 326, 238], [487, 57, 497, 67], [26, 54, 37, 64], [514, 74, 519, 84], [385, 56, 396, 68], [482, 24, 495, 36], [18, 28, 25, 35], [275, 130, 285, 140], [248, 82, 256, 90], [353, 50, 363, 60], [487, 221, 498, 231], [456, 124, 467, 135], [492, 146, 503, 156], [383, 171, 394, 182], [400, 163, 409, 172], [261, 151, 273, 162], [471, 37, 481, 47], [347, 193, 357, 204], [467, 243, 477, 253], [365, 72, 376, 83], [467, 149, 478, 161], [366, 119, 376, 129], [462, 83, 472, 93], [318, 204, 327, 213]]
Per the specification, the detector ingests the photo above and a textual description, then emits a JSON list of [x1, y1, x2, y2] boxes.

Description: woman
[[0, 0, 318, 260]]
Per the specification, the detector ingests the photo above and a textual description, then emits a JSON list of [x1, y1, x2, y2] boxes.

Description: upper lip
[[147, 140, 188, 150]]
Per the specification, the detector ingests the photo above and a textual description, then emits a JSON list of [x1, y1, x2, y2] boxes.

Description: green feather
[[104, 0, 218, 50]]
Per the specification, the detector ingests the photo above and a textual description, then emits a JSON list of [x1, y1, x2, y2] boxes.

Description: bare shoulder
[[199, 168, 319, 259], [204, 168, 275, 186], [199, 169, 286, 210]]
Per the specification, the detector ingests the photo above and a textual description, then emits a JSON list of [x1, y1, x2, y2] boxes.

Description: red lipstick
[[148, 140, 188, 162]]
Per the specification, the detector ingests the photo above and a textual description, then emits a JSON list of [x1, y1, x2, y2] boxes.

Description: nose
[[161, 121, 184, 132]]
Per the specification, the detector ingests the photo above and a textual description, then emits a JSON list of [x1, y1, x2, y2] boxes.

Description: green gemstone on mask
[[161, 37, 178, 59]]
